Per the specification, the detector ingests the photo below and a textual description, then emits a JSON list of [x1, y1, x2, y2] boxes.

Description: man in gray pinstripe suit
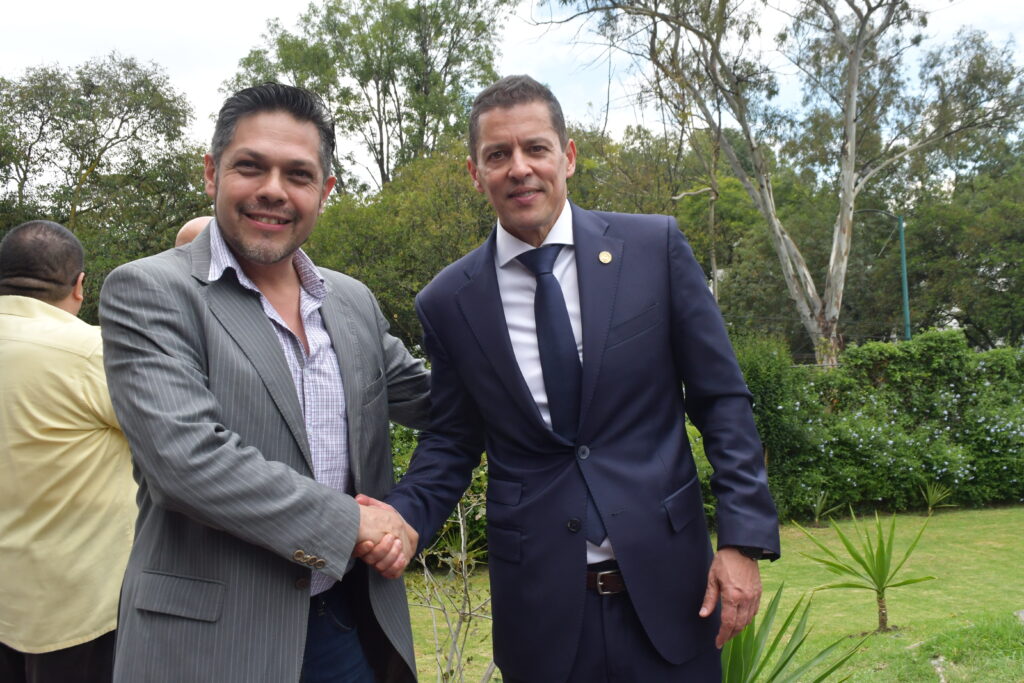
[[100, 84, 429, 682]]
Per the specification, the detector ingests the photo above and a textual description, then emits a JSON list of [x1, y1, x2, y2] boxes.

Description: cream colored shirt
[[0, 296, 136, 653]]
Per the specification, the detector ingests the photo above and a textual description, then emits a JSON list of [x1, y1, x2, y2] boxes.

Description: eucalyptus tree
[[556, 0, 1024, 364]]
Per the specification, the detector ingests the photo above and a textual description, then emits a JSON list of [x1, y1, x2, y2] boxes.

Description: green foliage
[[391, 421, 489, 558], [732, 334, 808, 467], [755, 330, 1024, 519], [228, 0, 513, 188], [0, 54, 209, 324], [686, 421, 717, 528], [721, 584, 865, 682], [568, 124, 700, 217], [306, 137, 492, 348], [796, 511, 935, 632], [918, 481, 955, 517], [808, 491, 843, 528]]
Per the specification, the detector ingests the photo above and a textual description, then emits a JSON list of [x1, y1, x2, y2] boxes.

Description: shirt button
[[567, 518, 582, 533], [295, 577, 310, 590], [577, 445, 590, 459]]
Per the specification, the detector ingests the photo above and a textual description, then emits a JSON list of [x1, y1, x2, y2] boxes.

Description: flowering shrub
[[734, 330, 1024, 520]]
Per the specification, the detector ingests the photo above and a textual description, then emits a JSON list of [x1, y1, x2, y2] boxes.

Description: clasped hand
[[353, 494, 418, 579]]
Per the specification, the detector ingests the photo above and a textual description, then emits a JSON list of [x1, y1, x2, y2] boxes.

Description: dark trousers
[[505, 584, 722, 683], [0, 630, 115, 683], [300, 580, 375, 683]]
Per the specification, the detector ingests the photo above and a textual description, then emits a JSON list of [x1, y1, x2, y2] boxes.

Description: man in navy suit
[[365, 75, 780, 681]]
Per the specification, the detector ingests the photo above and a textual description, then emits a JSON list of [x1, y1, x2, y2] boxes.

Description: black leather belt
[[586, 564, 626, 595]]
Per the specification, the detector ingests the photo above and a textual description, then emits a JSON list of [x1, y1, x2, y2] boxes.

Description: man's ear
[[203, 154, 217, 199], [564, 139, 577, 179], [59, 271, 86, 316], [319, 176, 337, 213], [72, 271, 85, 303], [467, 156, 483, 193]]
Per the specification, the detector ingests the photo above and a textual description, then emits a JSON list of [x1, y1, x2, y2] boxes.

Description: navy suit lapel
[[203, 261, 313, 471], [572, 204, 623, 434], [456, 233, 547, 429]]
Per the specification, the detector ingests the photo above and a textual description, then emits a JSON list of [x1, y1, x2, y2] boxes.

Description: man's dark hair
[[468, 75, 567, 162], [0, 221, 84, 303], [211, 82, 336, 181]]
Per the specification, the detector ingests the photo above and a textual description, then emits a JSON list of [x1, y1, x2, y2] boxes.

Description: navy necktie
[[517, 245, 606, 544]]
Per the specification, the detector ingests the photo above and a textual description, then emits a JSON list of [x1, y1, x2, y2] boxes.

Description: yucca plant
[[795, 510, 935, 632], [809, 490, 843, 527], [919, 481, 956, 516], [721, 584, 865, 682]]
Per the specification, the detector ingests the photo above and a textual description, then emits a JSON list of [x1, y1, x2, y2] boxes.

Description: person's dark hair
[[468, 75, 567, 162], [0, 221, 84, 303], [211, 82, 336, 181]]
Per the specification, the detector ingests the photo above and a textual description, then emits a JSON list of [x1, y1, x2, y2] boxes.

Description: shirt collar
[[495, 198, 573, 268], [207, 218, 326, 300]]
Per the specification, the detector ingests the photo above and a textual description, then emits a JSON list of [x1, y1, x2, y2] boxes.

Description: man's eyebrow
[[231, 148, 318, 169], [480, 142, 508, 154], [481, 136, 553, 153]]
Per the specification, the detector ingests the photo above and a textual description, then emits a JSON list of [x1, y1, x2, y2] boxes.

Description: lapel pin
[[598, 251, 613, 264]]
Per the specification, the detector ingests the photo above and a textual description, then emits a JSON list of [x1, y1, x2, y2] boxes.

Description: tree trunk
[[876, 592, 889, 631]]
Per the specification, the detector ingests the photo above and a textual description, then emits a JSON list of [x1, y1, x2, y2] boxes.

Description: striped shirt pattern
[[209, 221, 347, 596]]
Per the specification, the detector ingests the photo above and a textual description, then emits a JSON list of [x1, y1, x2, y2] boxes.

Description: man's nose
[[508, 148, 531, 180], [257, 169, 287, 202]]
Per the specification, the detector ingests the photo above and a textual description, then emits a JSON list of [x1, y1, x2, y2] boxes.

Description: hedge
[[392, 329, 1024, 551]]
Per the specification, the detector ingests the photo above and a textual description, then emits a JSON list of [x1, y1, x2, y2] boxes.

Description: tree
[[568, 123, 702, 214], [0, 53, 194, 232], [907, 136, 1024, 348], [556, 0, 1024, 364], [0, 54, 209, 323], [74, 144, 212, 324], [305, 136, 492, 348], [229, 0, 514, 190]]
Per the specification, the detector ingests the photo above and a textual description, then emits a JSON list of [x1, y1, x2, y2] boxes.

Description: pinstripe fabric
[[209, 222, 348, 596], [99, 229, 429, 682]]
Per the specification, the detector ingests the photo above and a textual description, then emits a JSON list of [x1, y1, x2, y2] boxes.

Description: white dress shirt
[[494, 200, 614, 563]]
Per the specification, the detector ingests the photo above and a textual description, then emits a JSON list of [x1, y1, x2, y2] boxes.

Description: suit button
[[577, 445, 590, 459], [567, 518, 582, 533], [293, 550, 306, 562], [314, 559, 327, 569], [295, 577, 310, 590]]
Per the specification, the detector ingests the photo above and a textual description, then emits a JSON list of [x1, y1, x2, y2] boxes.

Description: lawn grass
[[406, 506, 1024, 681], [761, 505, 1024, 681]]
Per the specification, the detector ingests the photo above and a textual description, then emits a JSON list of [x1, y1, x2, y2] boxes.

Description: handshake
[[353, 494, 418, 579]]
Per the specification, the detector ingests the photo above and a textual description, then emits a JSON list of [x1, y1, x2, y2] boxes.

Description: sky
[[3, 0, 1021, 156]]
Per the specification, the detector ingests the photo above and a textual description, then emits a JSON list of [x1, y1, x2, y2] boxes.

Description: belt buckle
[[595, 570, 618, 595]]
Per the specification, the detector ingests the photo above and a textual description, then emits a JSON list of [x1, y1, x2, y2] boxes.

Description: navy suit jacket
[[390, 203, 780, 680]]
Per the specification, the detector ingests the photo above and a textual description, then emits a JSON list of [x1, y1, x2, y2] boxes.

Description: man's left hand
[[698, 546, 762, 648]]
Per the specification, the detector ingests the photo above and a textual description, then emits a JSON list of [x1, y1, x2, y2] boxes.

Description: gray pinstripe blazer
[[99, 228, 429, 682]]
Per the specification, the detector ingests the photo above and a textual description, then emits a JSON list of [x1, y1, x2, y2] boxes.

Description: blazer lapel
[[456, 233, 547, 429], [572, 203, 623, 434], [318, 290, 367, 489], [198, 237, 313, 471]]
